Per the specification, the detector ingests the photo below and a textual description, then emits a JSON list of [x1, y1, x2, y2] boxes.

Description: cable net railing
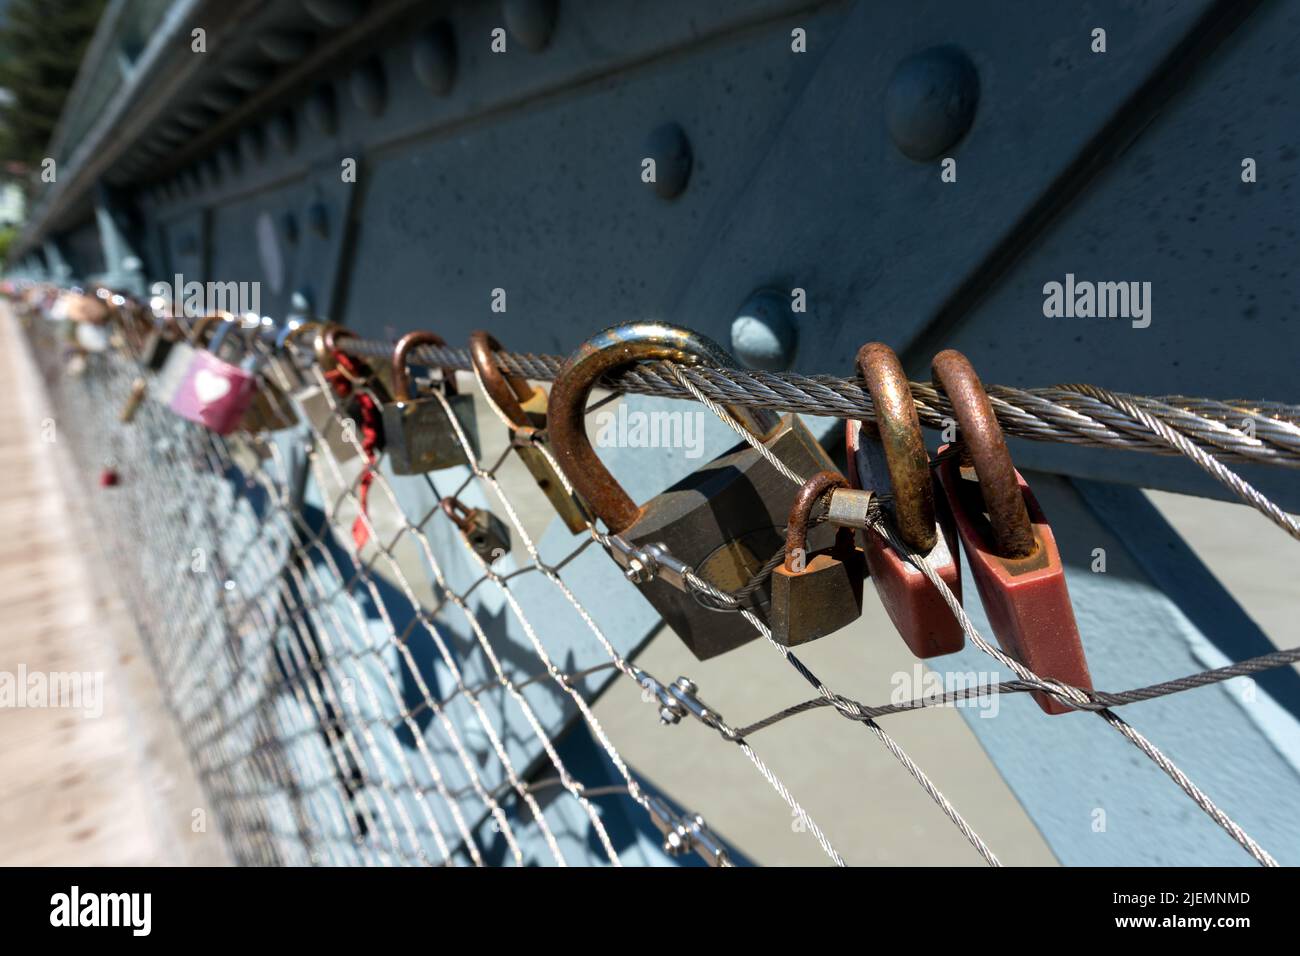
[[13, 293, 1300, 867]]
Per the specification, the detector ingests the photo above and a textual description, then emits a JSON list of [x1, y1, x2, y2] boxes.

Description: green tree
[[0, 0, 106, 170]]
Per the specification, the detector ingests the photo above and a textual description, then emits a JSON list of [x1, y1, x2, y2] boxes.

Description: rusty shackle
[[439, 495, 477, 532], [391, 331, 459, 401], [931, 349, 1036, 560], [190, 311, 235, 345], [313, 322, 352, 372], [783, 471, 851, 572], [857, 342, 936, 553], [549, 322, 779, 535], [469, 331, 535, 428]]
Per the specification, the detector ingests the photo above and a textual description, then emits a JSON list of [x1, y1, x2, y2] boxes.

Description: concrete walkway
[[0, 304, 226, 866]]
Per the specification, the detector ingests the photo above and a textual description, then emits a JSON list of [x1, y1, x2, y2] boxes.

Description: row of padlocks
[[10, 281, 1094, 716]]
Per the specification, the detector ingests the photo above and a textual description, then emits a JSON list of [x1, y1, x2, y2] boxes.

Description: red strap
[[324, 353, 381, 551]]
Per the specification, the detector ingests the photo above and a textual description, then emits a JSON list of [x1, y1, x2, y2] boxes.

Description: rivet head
[[200, 86, 241, 112], [270, 111, 297, 153], [884, 45, 979, 161], [412, 21, 457, 94], [224, 63, 271, 92], [502, 0, 558, 52], [302, 0, 364, 28], [644, 122, 692, 200], [223, 141, 243, 176], [306, 85, 338, 134], [259, 31, 313, 63], [730, 289, 798, 371], [307, 201, 329, 238], [350, 57, 387, 116], [203, 155, 222, 186], [242, 124, 266, 163]]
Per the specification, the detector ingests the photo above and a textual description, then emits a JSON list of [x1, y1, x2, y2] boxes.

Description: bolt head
[[644, 122, 692, 200], [884, 45, 979, 161], [503, 0, 558, 52], [413, 21, 457, 94], [730, 289, 798, 371]]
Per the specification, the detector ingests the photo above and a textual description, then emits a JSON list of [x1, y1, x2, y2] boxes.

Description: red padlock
[[931, 349, 1092, 715], [847, 343, 964, 659]]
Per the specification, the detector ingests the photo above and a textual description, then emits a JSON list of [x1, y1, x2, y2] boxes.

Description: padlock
[[769, 471, 867, 646], [469, 330, 592, 533], [441, 496, 511, 564], [215, 314, 298, 434], [289, 324, 386, 462], [167, 313, 260, 435], [548, 322, 839, 660], [383, 331, 480, 474], [139, 315, 178, 371], [848, 343, 964, 659], [151, 313, 226, 408], [120, 377, 148, 423], [931, 349, 1092, 715], [283, 322, 358, 460]]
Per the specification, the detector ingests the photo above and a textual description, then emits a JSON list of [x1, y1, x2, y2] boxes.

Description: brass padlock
[[442, 496, 510, 564], [548, 322, 839, 660], [120, 377, 148, 423], [469, 330, 592, 533], [382, 331, 480, 474], [769, 471, 867, 647]]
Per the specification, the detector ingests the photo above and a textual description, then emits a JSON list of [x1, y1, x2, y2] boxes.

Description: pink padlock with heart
[[168, 347, 258, 434]]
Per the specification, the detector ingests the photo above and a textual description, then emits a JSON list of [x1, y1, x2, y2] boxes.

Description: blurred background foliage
[[0, 0, 107, 178]]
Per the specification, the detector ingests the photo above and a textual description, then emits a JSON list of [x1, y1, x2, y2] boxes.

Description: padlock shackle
[[439, 495, 477, 532], [277, 319, 321, 352], [857, 343, 937, 553], [205, 312, 265, 358], [188, 312, 234, 346], [392, 331, 458, 401], [313, 322, 350, 372], [783, 471, 849, 571], [549, 322, 772, 534], [931, 349, 1036, 560], [469, 330, 537, 429]]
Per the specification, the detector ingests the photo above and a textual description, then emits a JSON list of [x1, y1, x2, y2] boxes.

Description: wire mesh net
[[24, 314, 745, 866]]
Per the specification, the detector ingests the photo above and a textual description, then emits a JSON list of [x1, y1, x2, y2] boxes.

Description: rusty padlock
[[548, 322, 839, 660], [441, 496, 510, 564], [931, 349, 1092, 715], [848, 343, 964, 659], [770, 471, 867, 646], [469, 330, 592, 533], [383, 331, 480, 474]]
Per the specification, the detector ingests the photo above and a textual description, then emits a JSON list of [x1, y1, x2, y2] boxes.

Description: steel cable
[[333, 336, 1300, 467]]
